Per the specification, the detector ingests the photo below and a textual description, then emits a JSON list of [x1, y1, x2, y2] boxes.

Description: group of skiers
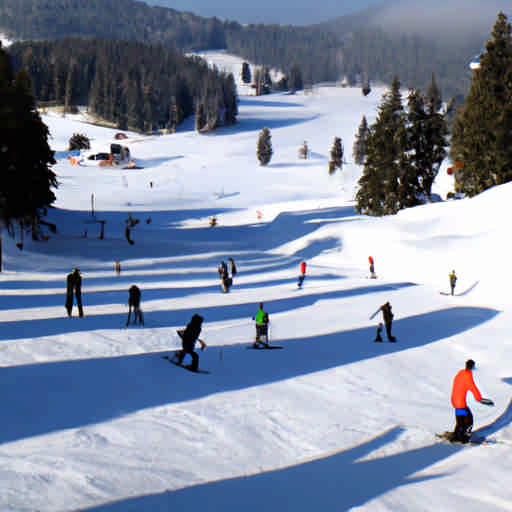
[[64, 257, 493, 443]]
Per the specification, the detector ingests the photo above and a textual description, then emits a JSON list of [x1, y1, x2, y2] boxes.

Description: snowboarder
[[173, 314, 206, 371], [374, 323, 383, 342], [253, 302, 270, 347], [65, 268, 84, 318], [369, 256, 376, 279], [450, 359, 494, 443], [218, 260, 231, 293], [126, 285, 144, 326], [449, 270, 457, 296], [297, 261, 306, 288], [371, 301, 395, 341]]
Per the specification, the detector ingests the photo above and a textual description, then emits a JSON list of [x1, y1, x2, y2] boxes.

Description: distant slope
[[320, 0, 511, 44]]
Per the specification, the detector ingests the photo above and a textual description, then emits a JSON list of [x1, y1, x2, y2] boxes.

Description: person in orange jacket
[[450, 359, 494, 443]]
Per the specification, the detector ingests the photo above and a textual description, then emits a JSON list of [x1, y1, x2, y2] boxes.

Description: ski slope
[[1, 50, 512, 512]]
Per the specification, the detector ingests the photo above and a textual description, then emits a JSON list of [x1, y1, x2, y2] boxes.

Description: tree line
[[355, 12, 512, 216], [0, 0, 486, 98], [7, 38, 238, 132]]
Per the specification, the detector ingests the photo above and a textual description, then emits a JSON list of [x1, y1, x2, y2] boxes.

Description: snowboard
[[162, 355, 210, 374], [247, 343, 283, 350], [435, 431, 488, 445]]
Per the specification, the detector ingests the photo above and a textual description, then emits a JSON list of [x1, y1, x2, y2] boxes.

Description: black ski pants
[[454, 407, 473, 442], [384, 320, 395, 341], [66, 288, 83, 317]]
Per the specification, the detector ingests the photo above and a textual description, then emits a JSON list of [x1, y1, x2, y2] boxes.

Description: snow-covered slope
[[1, 52, 511, 512]]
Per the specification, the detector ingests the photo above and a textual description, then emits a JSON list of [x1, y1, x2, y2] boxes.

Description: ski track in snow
[[1, 51, 512, 511]]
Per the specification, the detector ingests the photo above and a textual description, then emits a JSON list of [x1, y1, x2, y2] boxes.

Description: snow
[[1, 51, 512, 511], [0, 32, 14, 47]]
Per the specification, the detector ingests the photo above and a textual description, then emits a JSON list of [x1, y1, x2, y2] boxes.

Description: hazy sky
[[143, 0, 385, 25]]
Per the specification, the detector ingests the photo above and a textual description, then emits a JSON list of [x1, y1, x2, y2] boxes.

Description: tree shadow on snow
[[0, 305, 498, 445], [0, 273, 342, 311], [0, 281, 411, 340], [78, 426, 456, 512], [1, 205, 354, 282]]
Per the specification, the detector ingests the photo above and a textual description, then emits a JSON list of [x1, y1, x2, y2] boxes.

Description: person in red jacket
[[297, 261, 306, 288], [450, 359, 494, 443]]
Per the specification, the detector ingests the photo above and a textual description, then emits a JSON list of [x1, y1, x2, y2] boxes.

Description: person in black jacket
[[174, 314, 206, 371], [380, 302, 396, 342], [126, 285, 144, 326], [65, 268, 84, 317]]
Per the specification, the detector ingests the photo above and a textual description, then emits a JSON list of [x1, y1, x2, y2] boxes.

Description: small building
[[110, 143, 130, 163]]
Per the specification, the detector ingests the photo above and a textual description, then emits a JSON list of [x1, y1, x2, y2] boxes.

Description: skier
[[450, 359, 494, 443], [253, 302, 270, 347], [449, 270, 457, 296], [174, 314, 206, 371], [369, 256, 376, 279], [126, 285, 144, 326], [115, 259, 121, 276], [65, 268, 84, 318], [297, 261, 306, 288], [218, 260, 231, 293], [378, 301, 395, 341]]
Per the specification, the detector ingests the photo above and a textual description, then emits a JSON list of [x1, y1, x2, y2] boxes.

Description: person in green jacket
[[253, 302, 269, 347]]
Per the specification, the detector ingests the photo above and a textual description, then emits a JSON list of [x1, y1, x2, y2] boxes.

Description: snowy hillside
[[1, 51, 512, 512]]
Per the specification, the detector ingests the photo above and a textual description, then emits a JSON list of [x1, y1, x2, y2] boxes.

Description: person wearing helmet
[[65, 268, 84, 318], [253, 302, 270, 347], [450, 359, 494, 443], [174, 314, 206, 372]]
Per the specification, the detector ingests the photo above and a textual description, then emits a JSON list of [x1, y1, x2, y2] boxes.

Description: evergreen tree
[[68, 133, 90, 151], [195, 101, 206, 132], [353, 115, 369, 165], [362, 80, 371, 96], [257, 127, 273, 166], [241, 61, 251, 84], [450, 12, 512, 196], [422, 74, 448, 198], [0, 48, 57, 268], [329, 137, 343, 173], [288, 64, 303, 93], [356, 76, 416, 215], [262, 68, 273, 93]]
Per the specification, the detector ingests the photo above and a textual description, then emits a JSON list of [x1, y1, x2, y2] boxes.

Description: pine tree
[[257, 127, 273, 166], [68, 133, 90, 151], [422, 74, 448, 198], [353, 116, 369, 165], [241, 62, 251, 84], [195, 102, 206, 132], [450, 12, 512, 196], [329, 137, 343, 173], [288, 64, 303, 93], [356, 76, 416, 215], [0, 50, 57, 268]]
